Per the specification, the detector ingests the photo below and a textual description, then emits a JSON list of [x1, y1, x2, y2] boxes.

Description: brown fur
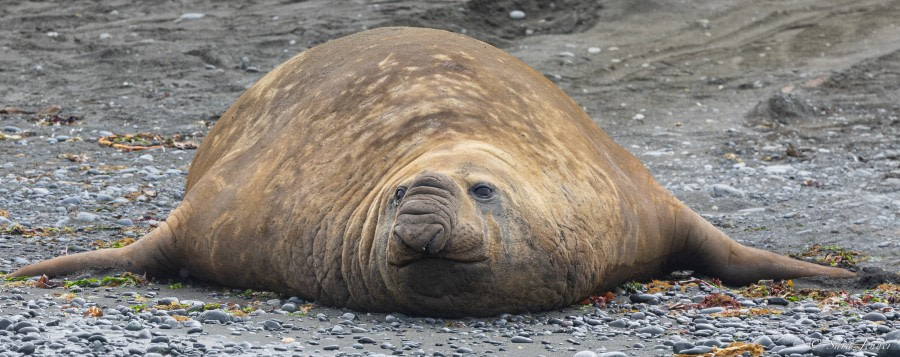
[[12, 27, 853, 316]]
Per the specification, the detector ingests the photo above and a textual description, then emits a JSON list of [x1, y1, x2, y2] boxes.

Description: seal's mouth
[[391, 257, 491, 300], [390, 251, 489, 267]]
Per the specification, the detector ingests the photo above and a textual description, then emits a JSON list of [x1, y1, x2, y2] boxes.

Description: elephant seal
[[12, 27, 854, 316]]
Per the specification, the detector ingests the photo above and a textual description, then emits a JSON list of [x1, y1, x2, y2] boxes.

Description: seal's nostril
[[393, 223, 446, 255]]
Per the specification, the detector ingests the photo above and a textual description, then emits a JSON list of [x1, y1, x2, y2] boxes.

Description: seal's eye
[[395, 187, 407, 201], [471, 184, 494, 199]]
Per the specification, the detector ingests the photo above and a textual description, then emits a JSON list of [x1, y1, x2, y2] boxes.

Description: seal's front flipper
[[9, 221, 180, 279], [668, 204, 855, 285]]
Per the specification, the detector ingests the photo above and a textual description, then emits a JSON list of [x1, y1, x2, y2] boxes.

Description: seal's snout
[[389, 172, 463, 264], [393, 223, 445, 254]]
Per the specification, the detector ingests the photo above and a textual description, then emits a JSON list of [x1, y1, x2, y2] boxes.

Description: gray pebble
[[75, 212, 98, 222], [672, 341, 695, 353], [768, 297, 790, 305], [778, 344, 811, 355], [678, 346, 713, 355], [509, 10, 525, 19], [699, 307, 725, 314], [862, 312, 887, 321], [573, 351, 598, 357], [157, 297, 179, 305], [598, 352, 627, 357], [710, 184, 746, 198], [59, 196, 82, 205], [115, 218, 133, 226], [17, 342, 35, 354], [282, 303, 297, 312], [511, 336, 532, 343], [3, 126, 22, 133], [95, 194, 114, 202], [776, 334, 803, 346], [629, 293, 659, 304], [199, 310, 231, 323], [608, 319, 628, 328], [753, 335, 773, 347], [264, 320, 282, 331], [886, 331, 900, 340], [124, 321, 143, 331], [877, 341, 900, 357], [637, 326, 664, 335]]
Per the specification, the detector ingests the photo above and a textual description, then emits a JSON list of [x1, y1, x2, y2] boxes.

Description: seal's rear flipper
[[669, 205, 855, 285], [9, 221, 179, 279]]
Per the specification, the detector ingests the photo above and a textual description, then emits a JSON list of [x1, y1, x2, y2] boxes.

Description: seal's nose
[[393, 223, 445, 253], [391, 172, 459, 257]]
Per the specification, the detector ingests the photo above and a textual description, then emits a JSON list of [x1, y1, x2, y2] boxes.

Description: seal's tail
[[670, 204, 855, 285], [9, 220, 180, 279]]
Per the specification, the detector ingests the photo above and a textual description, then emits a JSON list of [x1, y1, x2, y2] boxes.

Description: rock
[[699, 307, 725, 314], [31, 188, 50, 196], [598, 353, 627, 357], [677, 346, 713, 355], [124, 321, 143, 331], [511, 336, 532, 343], [263, 320, 282, 331], [59, 196, 82, 205], [95, 194, 114, 203], [753, 335, 773, 347], [862, 312, 887, 321], [778, 344, 811, 355], [608, 319, 628, 328], [768, 297, 790, 306], [199, 310, 231, 323], [637, 326, 664, 335], [509, 10, 525, 20], [672, 342, 695, 353], [877, 340, 900, 357], [629, 293, 659, 304], [178, 13, 205, 21], [76, 212, 98, 223], [157, 297, 179, 305], [573, 351, 598, 357], [709, 184, 746, 198], [17, 342, 35, 354], [282, 303, 297, 312], [763, 164, 794, 175], [886, 331, 900, 340], [776, 334, 804, 347]]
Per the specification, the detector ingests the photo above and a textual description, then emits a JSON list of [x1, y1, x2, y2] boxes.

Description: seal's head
[[376, 141, 593, 316]]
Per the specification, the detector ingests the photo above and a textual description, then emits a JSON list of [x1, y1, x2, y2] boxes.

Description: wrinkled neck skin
[[336, 139, 663, 317]]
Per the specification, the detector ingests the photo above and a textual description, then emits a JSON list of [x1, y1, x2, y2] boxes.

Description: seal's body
[[13, 27, 853, 316]]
